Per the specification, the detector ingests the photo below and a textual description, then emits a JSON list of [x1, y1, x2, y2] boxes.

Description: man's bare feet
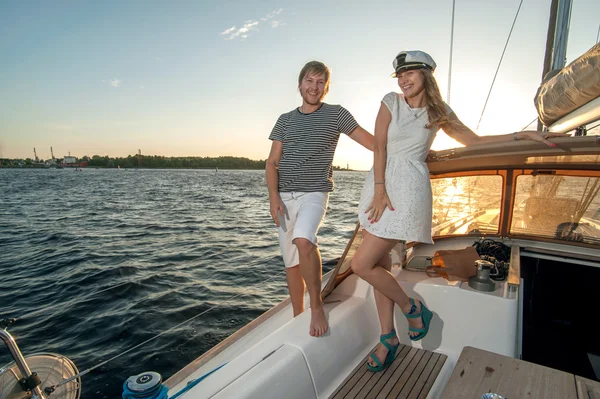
[[309, 304, 328, 337]]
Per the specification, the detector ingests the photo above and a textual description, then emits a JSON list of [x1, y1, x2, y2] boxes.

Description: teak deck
[[330, 344, 447, 399], [441, 346, 600, 399]]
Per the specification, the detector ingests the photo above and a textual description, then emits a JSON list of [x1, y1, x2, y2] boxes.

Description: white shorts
[[278, 191, 329, 268]]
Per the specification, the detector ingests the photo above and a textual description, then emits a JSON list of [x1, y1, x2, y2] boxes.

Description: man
[[266, 61, 373, 337]]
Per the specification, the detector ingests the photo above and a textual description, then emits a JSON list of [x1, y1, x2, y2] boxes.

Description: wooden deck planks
[[575, 375, 600, 399], [330, 343, 447, 399], [441, 346, 580, 399], [362, 345, 413, 399], [407, 352, 443, 399], [416, 353, 447, 399]]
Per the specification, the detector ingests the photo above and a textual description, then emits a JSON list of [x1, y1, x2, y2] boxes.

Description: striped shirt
[[269, 103, 359, 192]]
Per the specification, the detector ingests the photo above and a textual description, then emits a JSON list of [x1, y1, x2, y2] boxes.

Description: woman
[[350, 50, 566, 372]]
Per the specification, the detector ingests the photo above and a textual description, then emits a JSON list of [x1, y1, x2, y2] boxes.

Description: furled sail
[[535, 42, 600, 127]]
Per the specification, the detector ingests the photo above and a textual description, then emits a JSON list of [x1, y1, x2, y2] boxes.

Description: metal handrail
[[1, 329, 46, 399]]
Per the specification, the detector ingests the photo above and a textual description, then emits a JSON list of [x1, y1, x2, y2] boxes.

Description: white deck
[[167, 240, 519, 398]]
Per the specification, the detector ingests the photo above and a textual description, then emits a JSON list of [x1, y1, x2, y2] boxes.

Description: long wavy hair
[[421, 69, 450, 129]]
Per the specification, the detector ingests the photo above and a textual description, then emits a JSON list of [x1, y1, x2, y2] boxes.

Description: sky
[[1, 0, 599, 171]]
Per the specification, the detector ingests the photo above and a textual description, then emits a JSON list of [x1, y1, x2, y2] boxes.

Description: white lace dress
[[358, 92, 450, 243]]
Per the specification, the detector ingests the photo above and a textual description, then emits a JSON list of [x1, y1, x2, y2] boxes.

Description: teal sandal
[[366, 329, 399, 372], [403, 298, 433, 341]]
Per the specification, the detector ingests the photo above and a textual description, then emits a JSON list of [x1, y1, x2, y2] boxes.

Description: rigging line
[[50, 268, 288, 391], [583, 181, 600, 212], [596, 24, 599, 43], [476, 0, 525, 131], [576, 178, 600, 220], [447, 0, 456, 104], [9, 279, 140, 322], [520, 116, 539, 131]]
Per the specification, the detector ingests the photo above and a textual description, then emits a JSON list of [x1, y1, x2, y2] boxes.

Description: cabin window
[[431, 175, 503, 236], [511, 175, 600, 244]]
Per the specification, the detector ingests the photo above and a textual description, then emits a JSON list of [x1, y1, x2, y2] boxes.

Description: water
[[0, 168, 366, 398]]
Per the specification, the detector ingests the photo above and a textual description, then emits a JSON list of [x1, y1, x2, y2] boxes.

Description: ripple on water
[[0, 169, 366, 398]]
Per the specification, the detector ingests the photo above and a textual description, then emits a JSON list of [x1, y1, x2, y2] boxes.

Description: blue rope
[[169, 363, 227, 399]]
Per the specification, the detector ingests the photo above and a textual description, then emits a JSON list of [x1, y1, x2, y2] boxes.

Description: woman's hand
[[519, 130, 570, 147], [365, 190, 395, 223]]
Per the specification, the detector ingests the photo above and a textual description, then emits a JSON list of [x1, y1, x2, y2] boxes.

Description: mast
[[552, 0, 573, 70], [537, 0, 573, 130]]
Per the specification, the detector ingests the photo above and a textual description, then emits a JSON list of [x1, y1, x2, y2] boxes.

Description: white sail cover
[[535, 42, 600, 127]]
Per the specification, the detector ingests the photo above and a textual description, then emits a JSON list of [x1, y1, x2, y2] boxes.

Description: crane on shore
[[33, 148, 39, 162]]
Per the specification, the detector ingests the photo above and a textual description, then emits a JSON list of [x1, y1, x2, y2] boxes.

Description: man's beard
[[301, 89, 323, 105]]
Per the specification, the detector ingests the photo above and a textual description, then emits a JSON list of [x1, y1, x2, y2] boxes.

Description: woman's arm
[[366, 103, 395, 223], [441, 112, 568, 147]]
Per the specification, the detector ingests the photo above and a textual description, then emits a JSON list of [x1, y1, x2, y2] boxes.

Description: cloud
[[221, 8, 284, 40], [102, 79, 122, 88], [221, 20, 259, 40], [221, 26, 237, 36], [261, 8, 283, 21]]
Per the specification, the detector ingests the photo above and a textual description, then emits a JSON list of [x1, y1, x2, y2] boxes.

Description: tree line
[[0, 155, 266, 169], [1, 155, 351, 170], [87, 155, 267, 169]]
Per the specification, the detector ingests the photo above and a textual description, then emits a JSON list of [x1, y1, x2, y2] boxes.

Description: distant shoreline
[[0, 166, 363, 172], [1, 155, 361, 171]]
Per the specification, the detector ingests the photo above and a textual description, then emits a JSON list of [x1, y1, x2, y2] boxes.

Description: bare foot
[[367, 334, 399, 367], [405, 300, 424, 339], [309, 304, 328, 337]]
